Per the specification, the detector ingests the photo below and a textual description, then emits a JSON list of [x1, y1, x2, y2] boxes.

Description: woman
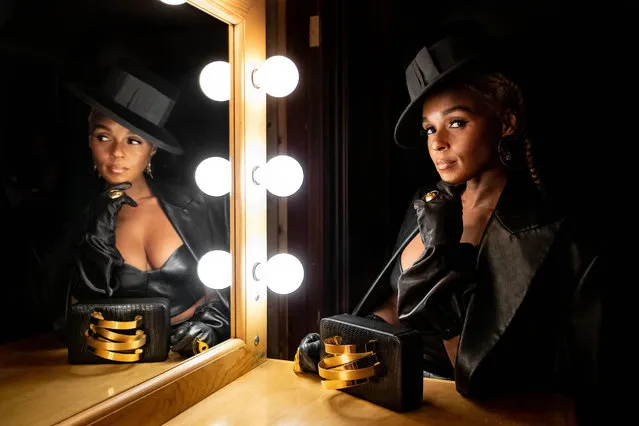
[[300, 22, 607, 424], [58, 62, 231, 357]]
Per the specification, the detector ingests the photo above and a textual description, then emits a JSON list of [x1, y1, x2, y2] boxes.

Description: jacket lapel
[[456, 175, 563, 393], [148, 178, 214, 262]]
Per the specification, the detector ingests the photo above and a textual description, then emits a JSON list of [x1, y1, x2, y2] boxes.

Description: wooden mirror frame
[[59, 1, 267, 424]]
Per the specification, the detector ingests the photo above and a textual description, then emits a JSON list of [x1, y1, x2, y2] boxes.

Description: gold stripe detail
[[84, 312, 147, 363], [88, 324, 145, 342], [88, 346, 143, 362], [85, 330, 147, 351], [90, 312, 142, 330], [318, 336, 381, 390], [324, 336, 376, 354]]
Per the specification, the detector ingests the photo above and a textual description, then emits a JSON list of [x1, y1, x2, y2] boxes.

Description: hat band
[[405, 36, 482, 100], [108, 73, 175, 127]]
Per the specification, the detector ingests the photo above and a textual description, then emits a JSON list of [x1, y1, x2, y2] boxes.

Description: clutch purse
[[319, 313, 423, 412], [67, 298, 170, 364]]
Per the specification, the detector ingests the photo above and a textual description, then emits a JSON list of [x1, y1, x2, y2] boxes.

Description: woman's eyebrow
[[91, 124, 110, 131]]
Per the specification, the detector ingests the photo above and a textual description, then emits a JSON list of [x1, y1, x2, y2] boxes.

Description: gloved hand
[[170, 320, 220, 357], [294, 332, 321, 373], [413, 180, 465, 247], [170, 299, 231, 357], [397, 180, 477, 340], [193, 299, 231, 341], [86, 182, 137, 245], [72, 182, 137, 298]]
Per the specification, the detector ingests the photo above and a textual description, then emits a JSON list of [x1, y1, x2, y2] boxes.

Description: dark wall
[[0, 0, 229, 344]]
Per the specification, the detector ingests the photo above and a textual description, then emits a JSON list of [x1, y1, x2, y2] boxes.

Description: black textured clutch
[[67, 298, 170, 364], [319, 313, 423, 412]]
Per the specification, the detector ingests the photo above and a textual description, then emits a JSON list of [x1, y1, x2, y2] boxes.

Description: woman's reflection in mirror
[[298, 20, 609, 426], [40, 61, 231, 357]]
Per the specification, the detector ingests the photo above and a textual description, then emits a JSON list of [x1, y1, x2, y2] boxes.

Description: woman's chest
[[115, 203, 184, 270]]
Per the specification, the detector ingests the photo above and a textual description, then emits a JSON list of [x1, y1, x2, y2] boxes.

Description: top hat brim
[[393, 53, 481, 150], [66, 83, 184, 155]]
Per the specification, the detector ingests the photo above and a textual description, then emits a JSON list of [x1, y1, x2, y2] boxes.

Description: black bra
[[115, 244, 204, 317]]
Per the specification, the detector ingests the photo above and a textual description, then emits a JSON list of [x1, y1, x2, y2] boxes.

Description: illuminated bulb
[[195, 157, 231, 196], [159, 0, 187, 5], [253, 155, 303, 197], [199, 61, 231, 102], [252, 56, 299, 98], [257, 253, 304, 295], [197, 250, 232, 289]]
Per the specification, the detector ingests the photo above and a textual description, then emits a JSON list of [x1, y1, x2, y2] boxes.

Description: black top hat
[[394, 22, 495, 149], [66, 61, 184, 155]]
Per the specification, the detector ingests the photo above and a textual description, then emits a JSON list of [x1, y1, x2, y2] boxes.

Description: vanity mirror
[[0, 0, 266, 425]]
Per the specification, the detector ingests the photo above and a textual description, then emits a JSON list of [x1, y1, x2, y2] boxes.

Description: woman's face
[[89, 113, 155, 185], [421, 86, 504, 184]]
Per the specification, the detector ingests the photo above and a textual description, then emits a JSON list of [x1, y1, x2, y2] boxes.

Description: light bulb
[[252, 56, 299, 98], [256, 155, 303, 197], [197, 250, 232, 289], [195, 156, 231, 196], [261, 253, 304, 295], [199, 61, 231, 102], [159, 0, 187, 5]]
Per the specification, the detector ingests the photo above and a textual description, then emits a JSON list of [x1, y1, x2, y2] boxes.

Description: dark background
[[0, 0, 229, 344], [270, 0, 635, 359]]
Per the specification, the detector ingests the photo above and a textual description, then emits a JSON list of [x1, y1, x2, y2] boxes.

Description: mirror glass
[[0, 0, 232, 422]]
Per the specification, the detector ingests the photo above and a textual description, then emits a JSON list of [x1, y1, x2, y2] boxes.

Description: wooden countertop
[[0, 333, 184, 426], [164, 358, 577, 426]]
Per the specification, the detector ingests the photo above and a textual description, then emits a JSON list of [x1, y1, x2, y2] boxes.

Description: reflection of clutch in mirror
[[67, 298, 170, 364]]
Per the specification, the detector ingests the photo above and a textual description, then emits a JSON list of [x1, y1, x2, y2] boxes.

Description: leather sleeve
[[568, 250, 608, 424], [71, 233, 123, 299], [397, 243, 477, 340]]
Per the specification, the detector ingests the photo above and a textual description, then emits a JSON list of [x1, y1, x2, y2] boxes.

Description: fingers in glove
[[170, 321, 218, 357], [104, 182, 138, 208], [296, 332, 321, 373]]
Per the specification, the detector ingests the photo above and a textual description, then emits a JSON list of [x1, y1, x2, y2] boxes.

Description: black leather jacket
[[354, 173, 607, 421]]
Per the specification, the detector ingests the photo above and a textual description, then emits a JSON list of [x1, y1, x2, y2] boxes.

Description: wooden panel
[[165, 359, 577, 426], [59, 340, 256, 426], [0, 334, 182, 426]]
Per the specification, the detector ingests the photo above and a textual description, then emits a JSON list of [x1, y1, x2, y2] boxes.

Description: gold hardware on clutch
[[318, 336, 382, 390], [85, 312, 146, 362], [90, 312, 142, 330]]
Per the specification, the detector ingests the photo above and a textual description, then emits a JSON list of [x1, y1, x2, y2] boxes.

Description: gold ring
[[108, 189, 123, 199], [424, 190, 439, 202]]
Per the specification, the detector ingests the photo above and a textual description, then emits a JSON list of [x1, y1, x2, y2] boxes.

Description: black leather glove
[[170, 320, 220, 356], [397, 181, 477, 340], [414, 180, 465, 247], [295, 332, 321, 373], [170, 299, 231, 357], [72, 182, 137, 298]]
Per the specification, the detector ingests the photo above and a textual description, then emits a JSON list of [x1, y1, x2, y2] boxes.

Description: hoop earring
[[497, 135, 519, 167], [145, 161, 153, 179]]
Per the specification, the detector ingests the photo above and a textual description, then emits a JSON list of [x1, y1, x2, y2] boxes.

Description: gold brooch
[[423, 190, 439, 202]]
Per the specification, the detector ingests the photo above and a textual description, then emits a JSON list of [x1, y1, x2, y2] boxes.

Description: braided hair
[[463, 72, 542, 187]]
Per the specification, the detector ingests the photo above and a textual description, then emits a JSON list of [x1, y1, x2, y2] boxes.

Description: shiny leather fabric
[[116, 245, 204, 318], [357, 172, 605, 411], [71, 176, 230, 318]]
